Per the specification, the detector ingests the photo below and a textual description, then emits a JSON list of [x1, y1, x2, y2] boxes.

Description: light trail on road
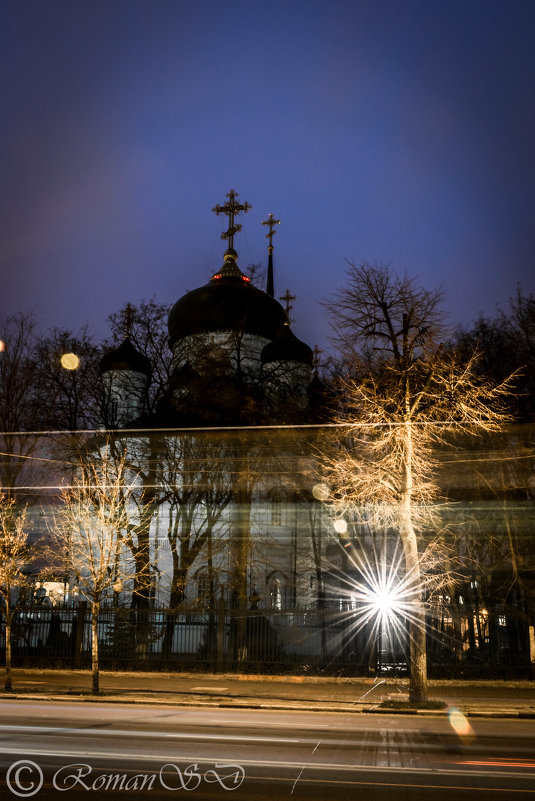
[[1, 702, 535, 800]]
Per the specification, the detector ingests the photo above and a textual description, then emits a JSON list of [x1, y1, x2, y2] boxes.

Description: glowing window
[[268, 575, 283, 610]]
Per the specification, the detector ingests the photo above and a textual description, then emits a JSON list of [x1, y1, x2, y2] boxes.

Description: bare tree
[[322, 262, 516, 701], [107, 299, 173, 417], [0, 313, 44, 500], [35, 325, 102, 431], [0, 497, 37, 691], [159, 433, 231, 608], [51, 451, 152, 694], [452, 287, 535, 422]]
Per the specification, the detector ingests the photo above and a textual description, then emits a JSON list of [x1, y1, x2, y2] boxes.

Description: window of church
[[268, 490, 287, 526], [267, 575, 283, 610], [110, 397, 118, 426], [271, 498, 281, 526], [197, 571, 211, 605]]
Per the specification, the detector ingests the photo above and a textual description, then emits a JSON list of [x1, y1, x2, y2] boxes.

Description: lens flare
[[312, 483, 330, 501], [448, 706, 475, 743], [60, 353, 80, 370], [333, 518, 348, 534], [322, 534, 427, 669]]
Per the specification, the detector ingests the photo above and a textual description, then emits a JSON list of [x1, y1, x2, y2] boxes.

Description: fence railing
[[1, 601, 533, 678]]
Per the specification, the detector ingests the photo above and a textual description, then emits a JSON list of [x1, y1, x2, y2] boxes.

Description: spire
[[261, 213, 280, 298], [212, 189, 252, 252]]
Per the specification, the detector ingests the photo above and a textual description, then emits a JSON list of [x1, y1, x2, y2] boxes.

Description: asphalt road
[[0, 701, 534, 800]]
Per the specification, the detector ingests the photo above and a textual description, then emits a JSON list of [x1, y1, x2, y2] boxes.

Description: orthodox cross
[[312, 345, 323, 371], [212, 189, 252, 250], [279, 288, 296, 324], [261, 213, 280, 252]]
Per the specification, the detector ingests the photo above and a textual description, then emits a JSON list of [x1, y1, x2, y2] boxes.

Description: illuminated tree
[[0, 497, 35, 691], [323, 262, 516, 701], [51, 451, 152, 694]]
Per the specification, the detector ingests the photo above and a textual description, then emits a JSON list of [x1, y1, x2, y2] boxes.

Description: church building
[[100, 190, 320, 430], [97, 191, 330, 615]]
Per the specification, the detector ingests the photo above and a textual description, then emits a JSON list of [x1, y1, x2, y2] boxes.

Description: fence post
[[216, 595, 225, 673], [74, 601, 86, 668]]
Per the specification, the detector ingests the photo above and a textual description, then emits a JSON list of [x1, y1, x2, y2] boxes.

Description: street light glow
[[61, 352, 80, 370], [372, 587, 397, 616], [312, 482, 330, 501], [322, 534, 428, 667], [333, 518, 347, 534]]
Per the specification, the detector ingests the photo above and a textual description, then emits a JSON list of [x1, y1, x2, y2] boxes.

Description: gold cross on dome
[[312, 345, 323, 371], [261, 212, 280, 251], [212, 189, 252, 250], [279, 288, 296, 323]]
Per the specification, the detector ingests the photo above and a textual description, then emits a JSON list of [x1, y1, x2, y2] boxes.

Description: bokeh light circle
[[312, 482, 330, 501], [333, 518, 347, 534], [60, 353, 80, 370]]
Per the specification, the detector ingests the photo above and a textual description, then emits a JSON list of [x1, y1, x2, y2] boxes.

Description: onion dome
[[99, 337, 151, 376], [168, 249, 287, 347], [261, 323, 314, 366]]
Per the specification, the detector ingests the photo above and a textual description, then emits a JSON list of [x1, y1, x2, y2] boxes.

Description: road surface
[[0, 700, 534, 800]]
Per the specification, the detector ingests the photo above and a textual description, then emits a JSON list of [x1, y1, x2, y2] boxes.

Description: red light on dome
[[211, 272, 249, 282]]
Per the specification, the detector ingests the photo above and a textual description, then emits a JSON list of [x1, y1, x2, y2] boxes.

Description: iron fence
[[1, 601, 533, 678]]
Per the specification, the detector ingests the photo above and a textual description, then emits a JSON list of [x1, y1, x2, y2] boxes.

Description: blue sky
[[2, 0, 534, 354]]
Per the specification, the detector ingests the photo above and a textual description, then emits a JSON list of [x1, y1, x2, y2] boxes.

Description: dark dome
[[261, 324, 314, 366], [168, 272, 288, 347], [99, 337, 152, 376]]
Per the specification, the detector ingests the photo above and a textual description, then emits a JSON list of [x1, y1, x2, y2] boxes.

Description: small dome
[[168, 253, 287, 347], [261, 324, 314, 366], [99, 337, 152, 376]]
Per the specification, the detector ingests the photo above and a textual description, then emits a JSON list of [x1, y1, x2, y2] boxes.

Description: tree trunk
[[400, 423, 428, 703], [229, 481, 251, 664], [407, 589, 428, 702], [401, 529, 428, 701], [91, 601, 100, 695], [4, 611, 12, 692]]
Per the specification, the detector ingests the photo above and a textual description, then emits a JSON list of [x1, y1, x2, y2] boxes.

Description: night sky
[[2, 0, 535, 355]]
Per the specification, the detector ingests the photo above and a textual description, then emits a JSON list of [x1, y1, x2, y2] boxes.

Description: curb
[[1, 692, 535, 719]]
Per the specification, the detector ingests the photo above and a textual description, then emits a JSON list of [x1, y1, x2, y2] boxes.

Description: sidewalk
[[2, 669, 535, 718]]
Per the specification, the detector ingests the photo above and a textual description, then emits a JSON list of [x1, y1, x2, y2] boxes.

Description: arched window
[[267, 574, 284, 610], [268, 489, 287, 526], [197, 571, 211, 605], [271, 497, 281, 526], [110, 397, 119, 427]]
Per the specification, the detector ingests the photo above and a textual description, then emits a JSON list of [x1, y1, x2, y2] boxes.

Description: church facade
[[97, 191, 332, 615]]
